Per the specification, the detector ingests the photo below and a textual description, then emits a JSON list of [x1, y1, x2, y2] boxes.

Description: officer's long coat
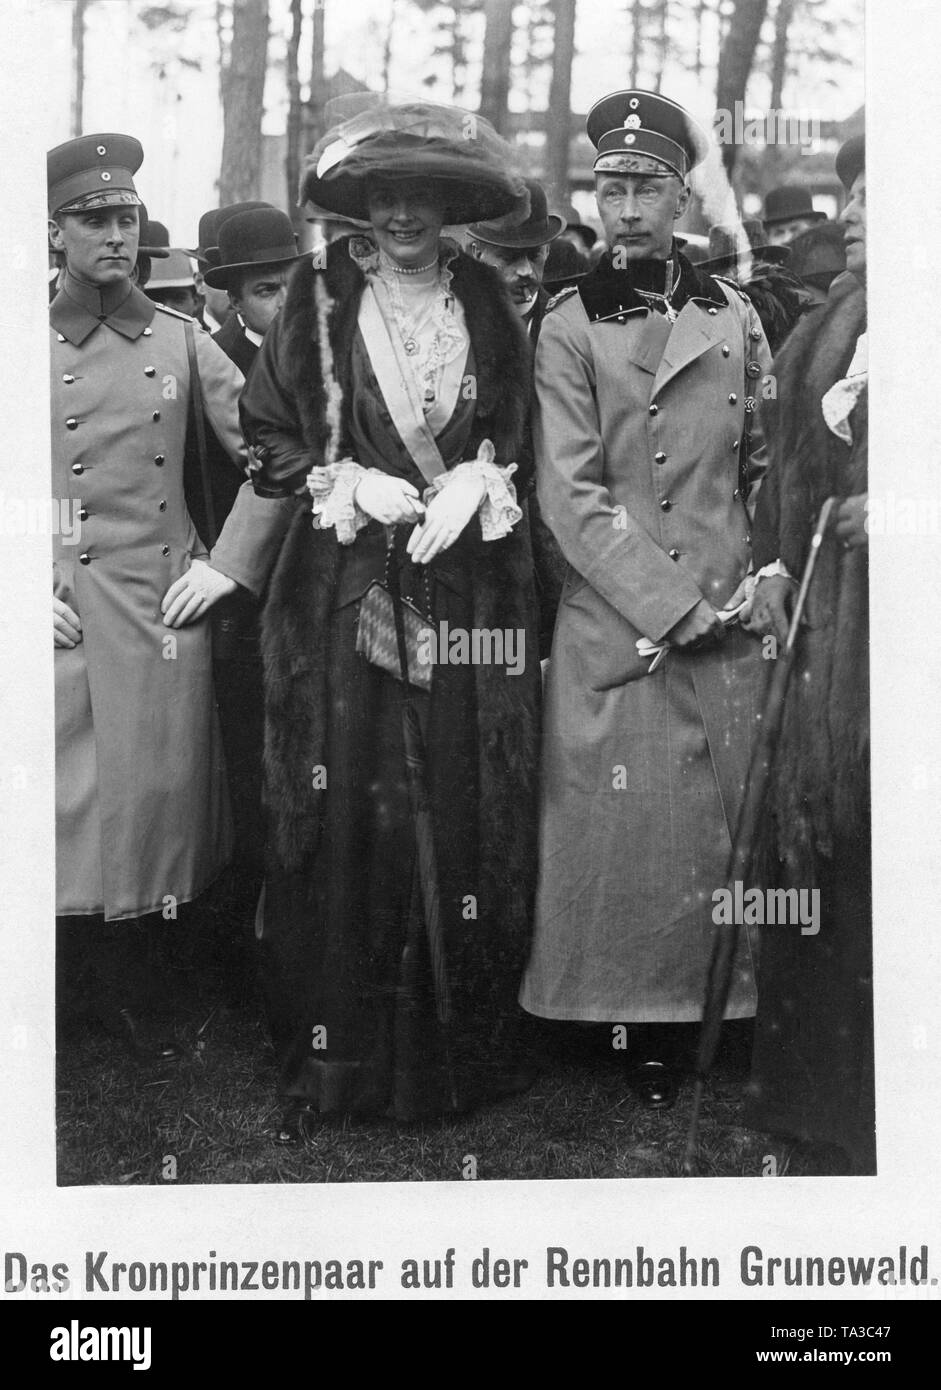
[[51, 278, 245, 921], [519, 255, 773, 1022]]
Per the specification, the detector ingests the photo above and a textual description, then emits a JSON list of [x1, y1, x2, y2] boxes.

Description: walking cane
[[387, 539, 460, 1108], [682, 496, 839, 1176]]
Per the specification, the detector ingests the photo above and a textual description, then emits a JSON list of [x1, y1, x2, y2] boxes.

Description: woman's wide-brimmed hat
[[300, 97, 528, 226]]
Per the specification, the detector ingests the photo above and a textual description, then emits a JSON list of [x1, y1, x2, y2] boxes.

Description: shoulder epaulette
[[711, 275, 754, 308], [153, 302, 199, 323], [546, 284, 580, 313]]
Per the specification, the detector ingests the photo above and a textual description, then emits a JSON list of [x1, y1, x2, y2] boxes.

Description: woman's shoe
[[627, 1060, 677, 1110], [265, 1102, 318, 1146]]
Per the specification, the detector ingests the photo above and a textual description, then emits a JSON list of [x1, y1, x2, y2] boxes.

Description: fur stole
[[257, 238, 539, 921]]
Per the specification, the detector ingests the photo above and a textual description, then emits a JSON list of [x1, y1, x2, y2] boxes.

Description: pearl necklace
[[381, 252, 438, 276]]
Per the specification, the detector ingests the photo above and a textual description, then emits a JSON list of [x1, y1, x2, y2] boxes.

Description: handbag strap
[[385, 541, 414, 691], [358, 283, 447, 488], [184, 318, 218, 548]]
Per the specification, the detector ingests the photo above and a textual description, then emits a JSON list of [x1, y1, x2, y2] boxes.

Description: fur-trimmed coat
[[230, 237, 540, 934], [752, 280, 868, 875]]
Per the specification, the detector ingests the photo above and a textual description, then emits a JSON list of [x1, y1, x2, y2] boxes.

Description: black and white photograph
[[0, 0, 939, 1316]]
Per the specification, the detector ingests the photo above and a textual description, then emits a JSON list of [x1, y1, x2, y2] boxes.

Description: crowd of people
[[49, 89, 872, 1173]]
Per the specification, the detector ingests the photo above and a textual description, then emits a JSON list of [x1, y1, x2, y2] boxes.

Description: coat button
[[750, 327, 763, 340], [648, 404, 658, 416], [722, 344, 731, 357], [71, 463, 84, 475], [143, 327, 153, 336], [654, 451, 666, 463], [707, 307, 718, 316], [746, 361, 762, 377], [78, 507, 88, 521], [161, 544, 171, 556], [660, 499, 672, 511], [733, 489, 740, 500], [668, 548, 680, 560], [145, 366, 156, 377], [62, 374, 75, 384], [152, 410, 161, 421], [79, 553, 90, 565], [57, 333, 67, 342], [728, 393, 737, 404], [732, 439, 740, 451], [65, 417, 78, 430], [154, 454, 165, 466], [158, 500, 167, 511]]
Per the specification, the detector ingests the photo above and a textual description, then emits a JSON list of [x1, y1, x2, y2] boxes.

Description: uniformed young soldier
[[48, 133, 248, 1055], [518, 91, 774, 1106]]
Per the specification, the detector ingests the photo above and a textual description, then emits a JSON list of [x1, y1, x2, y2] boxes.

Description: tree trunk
[[766, 0, 795, 173], [381, 0, 397, 95], [219, 0, 270, 204], [71, 0, 89, 136], [286, 0, 304, 223], [654, 0, 669, 88], [545, 0, 577, 208], [479, 0, 514, 136], [629, 0, 643, 87], [716, 0, 770, 176]]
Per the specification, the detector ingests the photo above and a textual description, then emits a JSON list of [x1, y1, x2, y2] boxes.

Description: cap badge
[[624, 114, 642, 129]]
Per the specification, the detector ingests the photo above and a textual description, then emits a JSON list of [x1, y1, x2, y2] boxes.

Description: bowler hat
[[467, 179, 563, 249], [202, 208, 307, 289], [562, 205, 597, 249], [762, 185, 826, 228], [193, 201, 273, 264], [587, 90, 710, 180], [835, 134, 865, 192], [146, 248, 196, 290], [48, 132, 144, 215], [138, 212, 170, 260]]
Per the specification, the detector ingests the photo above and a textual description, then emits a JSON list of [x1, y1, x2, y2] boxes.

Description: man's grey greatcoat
[[51, 279, 245, 921], [520, 253, 773, 1022]]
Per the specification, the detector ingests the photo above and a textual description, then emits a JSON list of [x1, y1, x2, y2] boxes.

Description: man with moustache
[[465, 178, 564, 339], [519, 92, 773, 1106]]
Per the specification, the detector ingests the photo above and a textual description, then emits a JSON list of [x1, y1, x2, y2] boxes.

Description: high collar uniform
[[520, 248, 773, 1022], [51, 272, 246, 920]]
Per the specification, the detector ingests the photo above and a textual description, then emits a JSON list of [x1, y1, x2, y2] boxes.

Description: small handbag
[[355, 540, 434, 691]]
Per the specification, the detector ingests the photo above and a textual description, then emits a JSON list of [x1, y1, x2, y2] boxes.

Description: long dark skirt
[[256, 547, 534, 1120], [744, 831, 876, 1173]]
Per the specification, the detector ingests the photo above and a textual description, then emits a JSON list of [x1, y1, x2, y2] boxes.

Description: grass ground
[[56, 890, 825, 1186]]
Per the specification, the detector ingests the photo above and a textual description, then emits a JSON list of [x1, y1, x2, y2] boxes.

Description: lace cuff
[[425, 442, 522, 541], [307, 459, 370, 546]]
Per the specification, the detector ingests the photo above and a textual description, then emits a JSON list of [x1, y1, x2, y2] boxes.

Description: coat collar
[[50, 272, 156, 346], [577, 243, 727, 325]]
